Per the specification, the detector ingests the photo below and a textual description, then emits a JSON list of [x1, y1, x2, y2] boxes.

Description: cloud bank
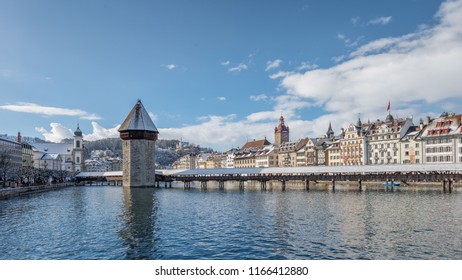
[[34, 0, 462, 151], [0, 102, 101, 120]]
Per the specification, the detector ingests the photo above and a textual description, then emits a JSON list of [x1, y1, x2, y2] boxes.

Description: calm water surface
[[1, 185, 461, 259]]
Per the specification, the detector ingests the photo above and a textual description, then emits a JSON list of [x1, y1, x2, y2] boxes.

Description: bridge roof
[[170, 164, 462, 176]]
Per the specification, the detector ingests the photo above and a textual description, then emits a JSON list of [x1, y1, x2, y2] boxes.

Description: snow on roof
[[33, 143, 73, 155], [118, 100, 158, 132], [170, 163, 462, 176]]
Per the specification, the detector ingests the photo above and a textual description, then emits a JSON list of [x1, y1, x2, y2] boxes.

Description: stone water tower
[[119, 100, 159, 187]]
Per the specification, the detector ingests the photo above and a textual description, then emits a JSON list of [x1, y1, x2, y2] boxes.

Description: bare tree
[[0, 149, 13, 187]]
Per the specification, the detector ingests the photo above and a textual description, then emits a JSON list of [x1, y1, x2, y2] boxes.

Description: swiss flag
[[387, 101, 390, 111]]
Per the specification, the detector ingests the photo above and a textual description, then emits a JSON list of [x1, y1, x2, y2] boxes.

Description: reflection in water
[[0, 185, 462, 259], [119, 188, 159, 259]]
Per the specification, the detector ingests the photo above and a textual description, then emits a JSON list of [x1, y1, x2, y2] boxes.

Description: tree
[[0, 149, 13, 187]]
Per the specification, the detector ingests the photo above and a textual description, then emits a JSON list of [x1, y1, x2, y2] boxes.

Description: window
[[76, 141, 80, 148], [405, 144, 409, 149], [416, 143, 420, 148], [416, 159, 420, 163], [405, 151, 409, 156], [76, 156, 80, 164]]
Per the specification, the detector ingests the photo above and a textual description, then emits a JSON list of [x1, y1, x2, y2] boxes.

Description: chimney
[[17, 132, 22, 143]]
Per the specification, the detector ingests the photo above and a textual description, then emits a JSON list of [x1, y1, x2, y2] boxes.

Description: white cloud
[[0, 102, 101, 120], [250, 94, 269, 102], [217, 96, 227, 101], [161, 64, 177, 70], [266, 59, 283, 71], [368, 16, 392, 25], [351, 16, 361, 25], [269, 71, 292, 79], [337, 33, 364, 48], [228, 63, 248, 72], [84, 122, 120, 141], [277, 0, 462, 137], [297, 61, 319, 71], [221, 61, 230, 66], [35, 123, 74, 143], [36, 122, 121, 143], [148, 112, 158, 122]]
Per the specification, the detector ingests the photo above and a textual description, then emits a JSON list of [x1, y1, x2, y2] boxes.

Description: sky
[[1, 0, 461, 151]]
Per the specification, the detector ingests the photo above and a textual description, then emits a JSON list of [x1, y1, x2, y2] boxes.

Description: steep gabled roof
[[241, 139, 271, 150], [118, 100, 158, 132]]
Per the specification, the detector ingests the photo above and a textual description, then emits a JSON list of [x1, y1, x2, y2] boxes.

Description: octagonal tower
[[119, 100, 159, 187]]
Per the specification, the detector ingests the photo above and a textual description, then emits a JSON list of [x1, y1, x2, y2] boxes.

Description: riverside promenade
[[0, 183, 75, 200]]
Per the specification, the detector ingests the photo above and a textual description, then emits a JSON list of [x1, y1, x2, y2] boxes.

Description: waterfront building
[[421, 112, 462, 163], [234, 151, 256, 168], [203, 153, 227, 169], [304, 138, 317, 166], [173, 154, 197, 169], [196, 153, 211, 169], [340, 118, 368, 165], [326, 139, 341, 166], [314, 138, 331, 166], [277, 140, 299, 167], [295, 139, 309, 166], [35, 153, 63, 171], [274, 115, 289, 147], [0, 136, 22, 182], [119, 100, 159, 187], [367, 114, 414, 165], [255, 145, 278, 167], [225, 148, 238, 168], [400, 123, 425, 164], [17, 133, 34, 169]]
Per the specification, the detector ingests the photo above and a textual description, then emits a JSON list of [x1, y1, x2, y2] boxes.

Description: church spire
[[326, 121, 334, 139]]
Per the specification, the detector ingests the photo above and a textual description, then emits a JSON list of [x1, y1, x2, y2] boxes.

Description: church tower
[[274, 115, 289, 146], [73, 124, 84, 173], [119, 100, 159, 188], [326, 122, 334, 139]]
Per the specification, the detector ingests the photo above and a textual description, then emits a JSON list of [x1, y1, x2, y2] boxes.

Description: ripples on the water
[[0, 184, 461, 259]]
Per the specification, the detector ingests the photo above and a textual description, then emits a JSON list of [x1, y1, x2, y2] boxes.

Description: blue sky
[[1, 0, 461, 151]]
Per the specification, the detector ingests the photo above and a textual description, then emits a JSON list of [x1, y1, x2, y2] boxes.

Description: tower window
[[76, 140, 80, 148]]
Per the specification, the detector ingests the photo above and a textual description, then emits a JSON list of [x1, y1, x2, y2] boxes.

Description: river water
[[0, 184, 461, 259]]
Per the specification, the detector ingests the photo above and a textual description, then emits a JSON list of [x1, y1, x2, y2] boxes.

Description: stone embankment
[[0, 183, 75, 200]]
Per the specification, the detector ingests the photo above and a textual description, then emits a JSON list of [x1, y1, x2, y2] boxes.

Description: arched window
[[76, 141, 80, 148], [76, 156, 80, 164]]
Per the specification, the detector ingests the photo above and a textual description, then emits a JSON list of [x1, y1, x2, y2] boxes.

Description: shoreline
[[0, 183, 75, 200]]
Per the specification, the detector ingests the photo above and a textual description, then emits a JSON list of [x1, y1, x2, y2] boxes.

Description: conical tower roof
[[119, 100, 158, 133]]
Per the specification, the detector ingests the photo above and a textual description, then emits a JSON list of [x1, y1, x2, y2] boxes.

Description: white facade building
[[421, 112, 462, 164]]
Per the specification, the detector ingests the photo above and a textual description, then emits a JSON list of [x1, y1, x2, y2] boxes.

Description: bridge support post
[[184, 181, 191, 189], [443, 180, 447, 192], [358, 179, 362, 191], [239, 181, 245, 190], [305, 179, 310, 191], [332, 179, 335, 192], [201, 181, 207, 190], [281, 180, 286, 191], [218, 181, 225, 190], [260, 181, 267, 191]]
